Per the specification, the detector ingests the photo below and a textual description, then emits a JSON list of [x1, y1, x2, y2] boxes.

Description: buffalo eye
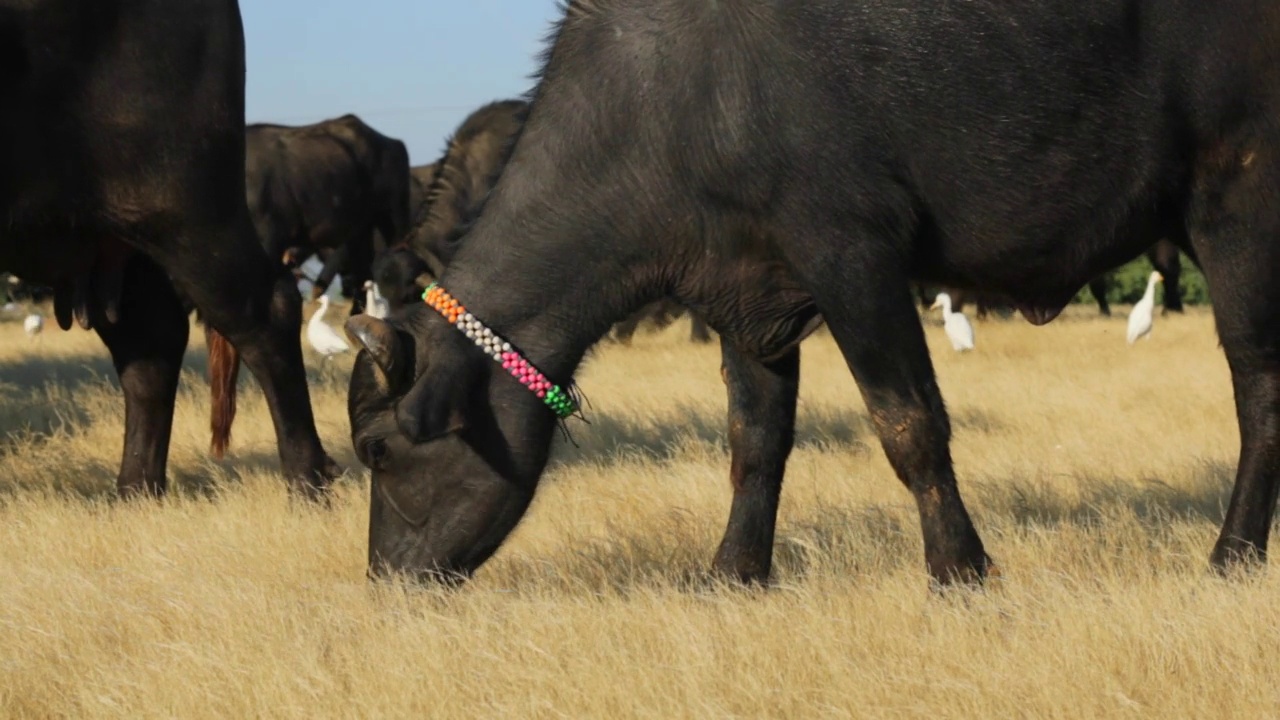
[[360, 438, 390, 470]]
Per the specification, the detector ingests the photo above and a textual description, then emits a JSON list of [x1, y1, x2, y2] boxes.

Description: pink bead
[[536, 391, 546, 398], [502, 362, 511, 369]]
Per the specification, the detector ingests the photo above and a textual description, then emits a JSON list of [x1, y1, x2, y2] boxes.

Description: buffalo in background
[[1, 0, 338, 499], [244, 114, 411, 316]]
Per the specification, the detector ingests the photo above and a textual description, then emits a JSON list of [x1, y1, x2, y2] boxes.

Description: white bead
[[502, 342, 512, 352], [463, 313, 473, 323]]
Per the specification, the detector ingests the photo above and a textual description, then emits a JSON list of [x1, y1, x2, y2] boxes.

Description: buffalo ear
[[413, 272, 435, 290], [420, 250, 446, 278], [345, 315, 405, 386], [394, 333, 476, 443]]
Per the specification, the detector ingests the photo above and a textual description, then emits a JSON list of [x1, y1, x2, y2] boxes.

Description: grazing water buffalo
[[245, 114, 412, 316], [346, 0, 1280, 588], [1, 0, 337, 498]]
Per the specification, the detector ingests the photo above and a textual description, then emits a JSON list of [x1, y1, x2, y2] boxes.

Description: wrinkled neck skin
[[433, 149, 817, 390], [432, 119, 671, 384]]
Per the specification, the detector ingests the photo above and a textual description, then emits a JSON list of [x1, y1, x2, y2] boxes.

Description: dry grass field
[[2, 299, 1278, 718]]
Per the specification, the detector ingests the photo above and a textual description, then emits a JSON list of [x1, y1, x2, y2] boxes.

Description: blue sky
[[241, 2, 563, 166]]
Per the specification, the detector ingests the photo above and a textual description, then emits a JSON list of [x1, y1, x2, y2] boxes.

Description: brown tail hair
[[206, 325, 240, 459]]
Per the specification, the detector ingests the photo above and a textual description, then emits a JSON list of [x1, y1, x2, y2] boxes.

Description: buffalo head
[[344, 308, 562, 584]]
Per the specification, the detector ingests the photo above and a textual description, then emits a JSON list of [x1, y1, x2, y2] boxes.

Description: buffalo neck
[[437, 213, 660, 385]]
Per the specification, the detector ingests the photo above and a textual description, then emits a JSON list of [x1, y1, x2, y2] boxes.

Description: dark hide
[[393, 98, 714, 342], [347, 0, 1280, 588], [370, 245, 433, 312], [0, 0, 337, 498], [245, 114, 411, 316]]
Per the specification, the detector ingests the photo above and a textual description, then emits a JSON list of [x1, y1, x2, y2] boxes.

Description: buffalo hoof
[[1209, 538, 1266, 576], [926, 552, 999, 593], [287, 454, 343, 505], [116, 480, 167, 501], [710, 554, 772, 587]]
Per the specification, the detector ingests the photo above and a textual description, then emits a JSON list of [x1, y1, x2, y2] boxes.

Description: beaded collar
[[422, 283, 578, 419]]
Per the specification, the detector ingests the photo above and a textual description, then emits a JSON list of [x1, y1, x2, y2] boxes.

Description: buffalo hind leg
[[1188, 161, 1280, 570], [94, 255, 190, 498], [711, 342, 799, 584], [1089, 276, 1111, 316], [794, 241, 991, 588], [151, 219, 337, 498]]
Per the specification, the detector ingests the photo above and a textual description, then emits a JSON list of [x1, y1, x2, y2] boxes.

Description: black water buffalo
[[245, 114, 411, 316], [345, 0, 1280, 589], [1, 0, 337, 498]]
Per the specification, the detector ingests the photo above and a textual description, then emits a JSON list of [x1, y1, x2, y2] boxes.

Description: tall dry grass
[[2, 300, 1277, 718]]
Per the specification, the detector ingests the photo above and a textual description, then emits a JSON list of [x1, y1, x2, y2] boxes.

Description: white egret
[[306, 295, 350, 359], [23, 312, 43, 338], [363, 280, 389, 320], [929, 292, 975, 352], [1126, 271, 1163, 344]]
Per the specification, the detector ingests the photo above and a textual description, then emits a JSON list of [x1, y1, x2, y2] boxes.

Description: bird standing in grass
[[929, 292, 975, 352], [23, 311, 43, 338], [363, 280, 389, 320], [306, 295, 350, 359], [1126, 271, 1163, 344]]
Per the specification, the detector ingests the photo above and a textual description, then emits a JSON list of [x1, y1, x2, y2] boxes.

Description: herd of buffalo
[[2, 0, 1279, 594]]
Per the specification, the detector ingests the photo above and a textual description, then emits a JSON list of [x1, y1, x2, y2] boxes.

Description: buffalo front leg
[[94, 255, 190, 498], [711, 341, 800, 584], [793, 246, 991, 587], [1188, 159, 1280, 569]]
